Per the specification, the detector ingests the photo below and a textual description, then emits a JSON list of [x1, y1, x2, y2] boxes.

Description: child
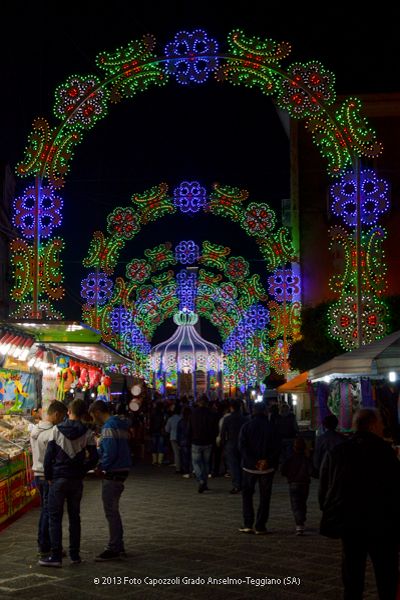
[[30, 401, 68, 557], [281, 436, 312, 535]]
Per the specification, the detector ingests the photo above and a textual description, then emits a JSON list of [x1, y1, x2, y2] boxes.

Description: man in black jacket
[[319, 408, 400, 600], [238, 402, 281, 534], [221, 400, 248, 494], [189, 395, 218, 493], [40, 399, 98, 567]]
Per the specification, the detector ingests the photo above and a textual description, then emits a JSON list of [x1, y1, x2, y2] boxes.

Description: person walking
[[238, 402, 281, 534], [220, 399, 248, 494], [319, 408, 400, 600], [165, 406, 182, 473], [189, 395, 218, 493], [277, 403, 298, 463], [281, 436, 313, 535], [149, 401, 166, 465], [40, 399, 98, 567], [89, 400, 132, 561], [313, 414, 345, 474], [30, 401, 67, 558], [177, 406, 192, 478]]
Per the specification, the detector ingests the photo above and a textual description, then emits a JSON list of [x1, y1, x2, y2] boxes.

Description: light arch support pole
[[355, 157, 363, 348]]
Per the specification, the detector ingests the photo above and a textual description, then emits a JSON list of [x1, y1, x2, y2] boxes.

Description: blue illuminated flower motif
[[13, 184, 63, 239], [176, 269, 197, 312], [245, 304, 270, 330], [175, 240, 200, 264], [173, 181, 208, 214], [81, 272, 113, 305], [131, 324, 151, 353], [268, 268, 301, 302], [330, 169, 390, 227], [110, 307, 132, 334], [164, 29, 219, 85]]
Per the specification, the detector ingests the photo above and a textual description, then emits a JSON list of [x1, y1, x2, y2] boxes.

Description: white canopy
[[309, 330, 400, 381]]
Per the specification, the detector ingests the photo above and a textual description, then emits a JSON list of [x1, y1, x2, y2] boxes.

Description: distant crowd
[[29, 395, 400, 600]]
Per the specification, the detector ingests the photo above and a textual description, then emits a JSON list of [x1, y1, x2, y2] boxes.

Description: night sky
[[1, 4, 399, 344]]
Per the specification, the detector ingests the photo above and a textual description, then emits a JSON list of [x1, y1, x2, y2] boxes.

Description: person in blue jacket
[[89, 400, 132, 561]]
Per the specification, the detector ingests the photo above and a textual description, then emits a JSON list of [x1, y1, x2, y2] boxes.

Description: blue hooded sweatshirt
[[98, 415, 132, 473], [44, 419, 98, 480]]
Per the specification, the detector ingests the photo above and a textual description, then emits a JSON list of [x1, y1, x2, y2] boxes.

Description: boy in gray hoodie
[[30, 401, 67, 557]]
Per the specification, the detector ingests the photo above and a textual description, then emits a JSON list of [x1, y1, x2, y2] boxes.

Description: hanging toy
[[77, 367, 89, 391], [97, 375, 111, 402], [56, 367, 75, 401]]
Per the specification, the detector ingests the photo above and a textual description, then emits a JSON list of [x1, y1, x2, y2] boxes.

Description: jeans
[[280, 439, 294, 464], [288, 482, 309, 526], [170, 440, 181, 471], [341, 534, 398, 600], [48, 478, 83, 561], [152, 434, 164, 454], [180, 445, 191, 475], [35, 476, 50, 552], [242, 471, 274, 531], [225, 444, 242, 490], [102, 478, 127, 553], [191, 444, 212, 484]]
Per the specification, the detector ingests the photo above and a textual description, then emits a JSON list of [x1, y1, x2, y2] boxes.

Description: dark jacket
[[277, 412, 298, 440], [177, 418, 191, 447], [238, 414, 281, 472], [319, 431, 400, 539], [149, 410, 165, 435], [98, 415, 132, 473], [313, 429, 346, 473], [189, 406, 218, 446], [281, 453, 312, 484], [221, 411, 249, 448], [44, 419, 98, 480]]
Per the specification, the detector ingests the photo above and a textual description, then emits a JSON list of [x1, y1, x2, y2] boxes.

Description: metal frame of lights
[[13, 29, 386, 354]]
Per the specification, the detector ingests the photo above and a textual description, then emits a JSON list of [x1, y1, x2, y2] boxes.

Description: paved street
[[0, 464, 378, 600]]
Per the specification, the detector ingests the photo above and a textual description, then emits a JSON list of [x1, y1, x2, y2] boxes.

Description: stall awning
[[276, 371, 309, 393], [1, 321, 133, 366], [309, 330, 400, 381], [45, 342, 129, 365]]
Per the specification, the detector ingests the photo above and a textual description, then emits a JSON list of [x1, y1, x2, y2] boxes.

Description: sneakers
[[238, 527, 254, 534], [70, 557, 82, 565], [229, 488, 241, 495], [95, 550, 121, 561], [295, 525, 305, 536], [182, 474, 190, 479], [198, 482, 209, 493], [255, 529, 268, 535], [38, 556, 62, 568]]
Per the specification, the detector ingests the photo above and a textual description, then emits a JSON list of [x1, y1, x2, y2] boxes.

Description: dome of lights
[[150, 310, 223, 398]]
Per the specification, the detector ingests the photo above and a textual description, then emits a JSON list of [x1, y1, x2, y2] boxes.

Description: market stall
[[0, 321, 133, 528], [308, 330, 400, 437]]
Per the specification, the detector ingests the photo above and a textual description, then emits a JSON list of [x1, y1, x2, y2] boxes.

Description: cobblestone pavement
[[0, 464, 378, 600]]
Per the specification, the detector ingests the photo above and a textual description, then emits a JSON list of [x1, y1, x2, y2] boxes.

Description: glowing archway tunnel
[[11, 28, 389, 363], [79, 180, 301, 384]]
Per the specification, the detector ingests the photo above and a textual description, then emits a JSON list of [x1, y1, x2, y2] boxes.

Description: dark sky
[[1, 3, 399, 343]]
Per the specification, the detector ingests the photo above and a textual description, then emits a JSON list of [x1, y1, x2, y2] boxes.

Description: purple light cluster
[[173, 181, 208, 214], [330, 168, 390, 227], [81, 272, 113, 305], [164, 29, 219, 85], [175, 240, 200, 264], [176, 269, 197, 312], [13, 183, 63, 239]]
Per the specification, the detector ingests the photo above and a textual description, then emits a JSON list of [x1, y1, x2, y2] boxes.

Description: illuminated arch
[[11, 29, 388, 352]]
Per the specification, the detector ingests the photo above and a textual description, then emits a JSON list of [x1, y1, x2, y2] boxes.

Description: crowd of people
[[29, 395, 400, 600]]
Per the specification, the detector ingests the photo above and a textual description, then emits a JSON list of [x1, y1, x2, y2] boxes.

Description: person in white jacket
[[30, 401, 67, 557]]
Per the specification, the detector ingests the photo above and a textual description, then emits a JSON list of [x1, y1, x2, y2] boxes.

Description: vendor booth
[[0, 321, 133, 528], [308, 330, 400, 438], [276, 371, 311, 424]]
